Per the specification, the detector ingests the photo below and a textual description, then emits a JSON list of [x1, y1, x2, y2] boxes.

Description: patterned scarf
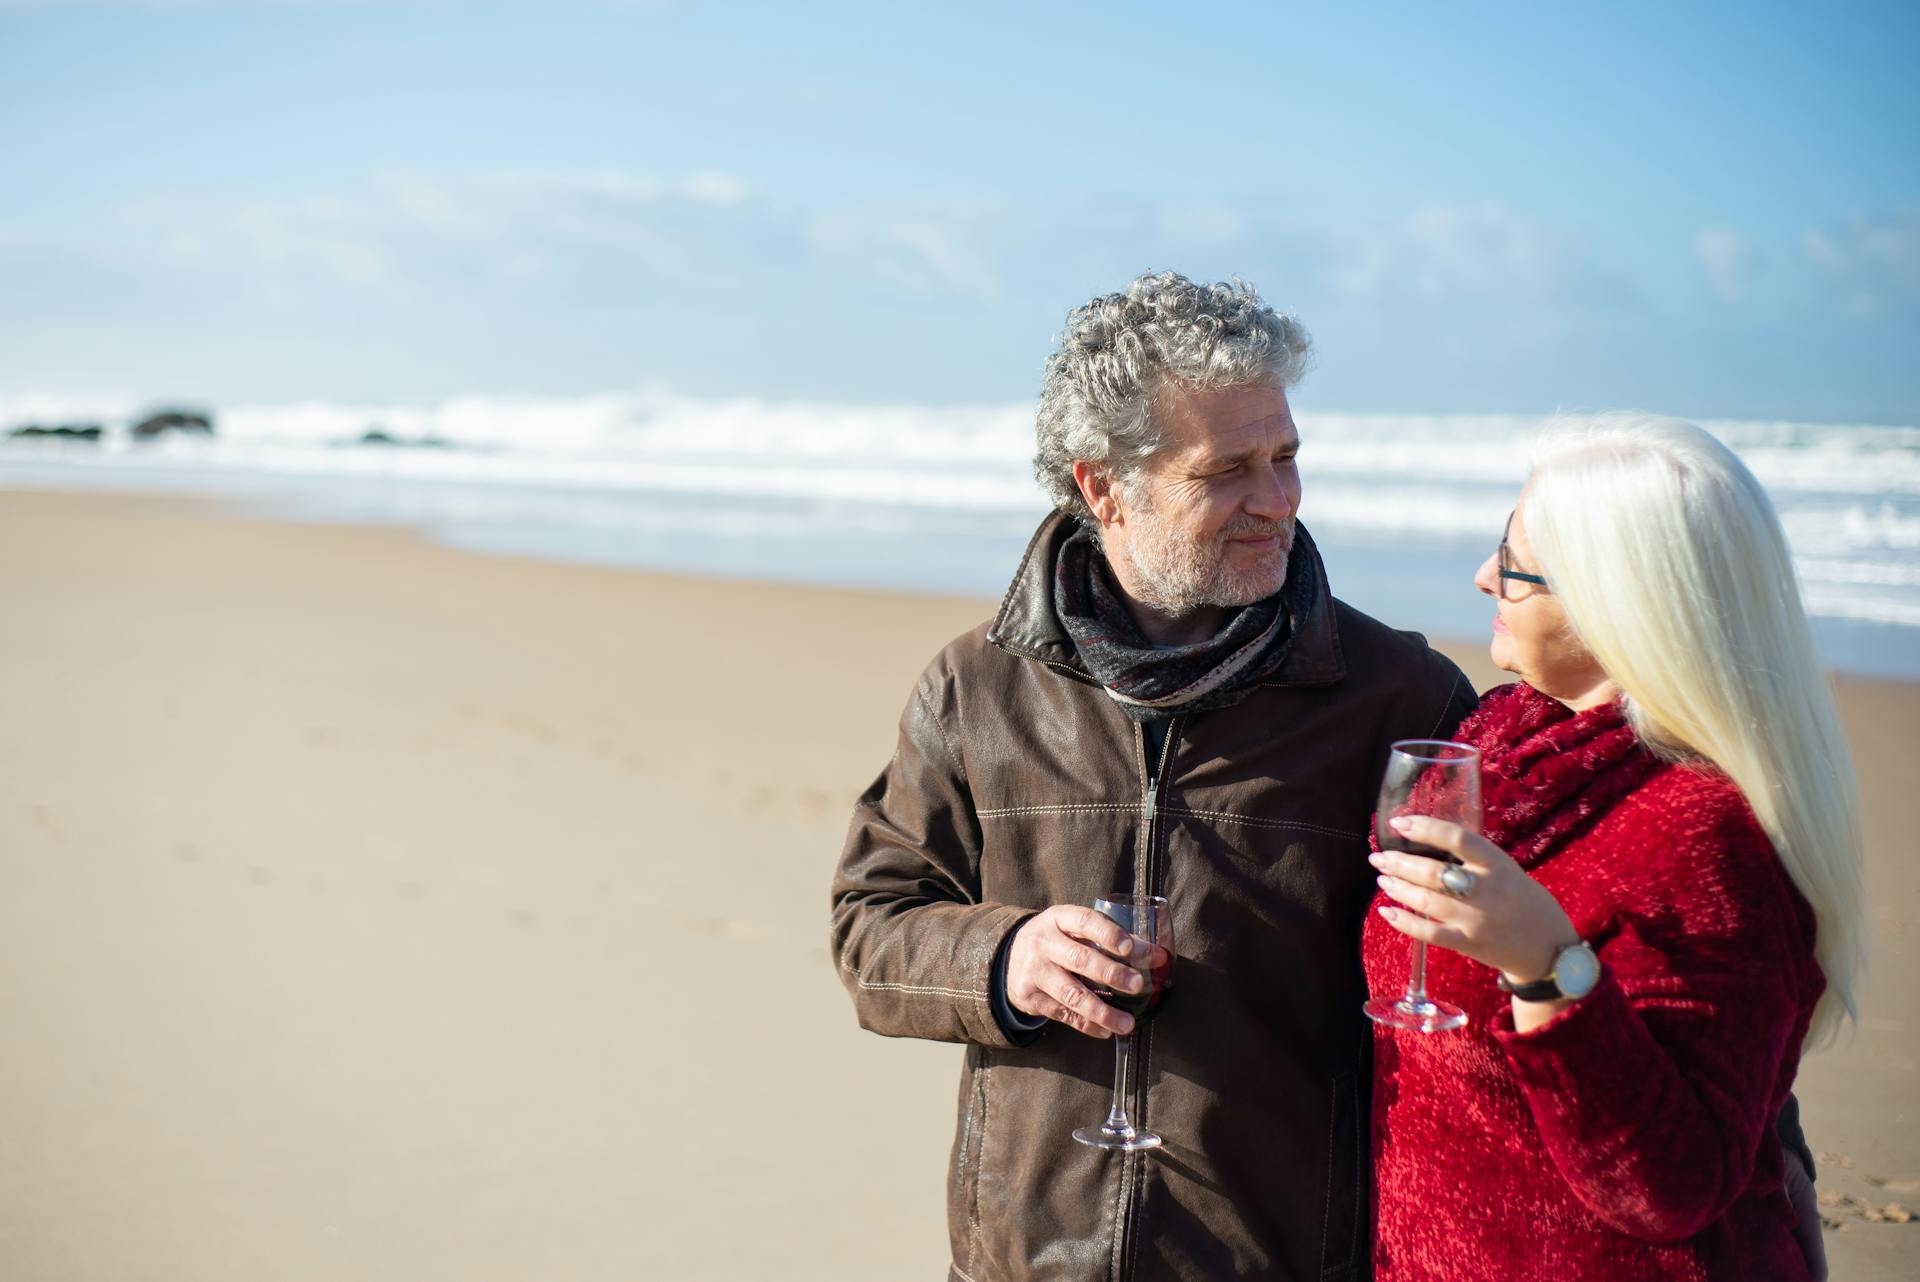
[[1456, 682, 1664, 867], [1052, 522, 1318, 721]]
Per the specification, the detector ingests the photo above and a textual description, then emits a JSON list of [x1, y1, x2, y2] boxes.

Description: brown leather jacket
[[832, 513, 1476, 1282]]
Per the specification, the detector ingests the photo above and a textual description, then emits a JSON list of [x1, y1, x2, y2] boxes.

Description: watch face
[[1556, 943, 1600, 999]]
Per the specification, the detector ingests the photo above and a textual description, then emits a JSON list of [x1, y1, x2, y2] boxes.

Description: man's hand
[[1004, 905, 1162, 1038]]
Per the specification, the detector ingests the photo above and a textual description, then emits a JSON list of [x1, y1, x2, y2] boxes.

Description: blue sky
[[2, 0, 1916, 420]]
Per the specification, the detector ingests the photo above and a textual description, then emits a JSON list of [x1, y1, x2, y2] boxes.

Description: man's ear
[[1072, 461, 1123, 529]]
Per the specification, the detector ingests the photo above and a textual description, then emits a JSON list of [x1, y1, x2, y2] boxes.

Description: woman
[[1363, 413, 1865, 1279]]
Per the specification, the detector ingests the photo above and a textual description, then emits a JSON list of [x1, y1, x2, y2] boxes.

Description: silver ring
[[1439, 866, 1478, 899]]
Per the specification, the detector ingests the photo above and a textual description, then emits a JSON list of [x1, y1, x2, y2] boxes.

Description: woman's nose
[[1473, 550, 1500, 598]]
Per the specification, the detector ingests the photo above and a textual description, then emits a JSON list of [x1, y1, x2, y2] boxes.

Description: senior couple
[[829, 271, 1862, 1281]]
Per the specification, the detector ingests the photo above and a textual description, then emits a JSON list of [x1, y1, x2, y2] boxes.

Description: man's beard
[[1119, 501, 1295, 617]]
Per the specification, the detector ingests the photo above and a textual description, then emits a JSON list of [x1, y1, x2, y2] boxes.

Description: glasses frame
[[1497, 513, 1549, 599]]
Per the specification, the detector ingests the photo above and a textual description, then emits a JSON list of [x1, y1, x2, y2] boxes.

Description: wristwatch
[[1497, 940, 1600, 1002]]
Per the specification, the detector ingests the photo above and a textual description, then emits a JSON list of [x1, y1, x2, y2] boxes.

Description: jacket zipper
[[1118, 716, 1179, 1282]]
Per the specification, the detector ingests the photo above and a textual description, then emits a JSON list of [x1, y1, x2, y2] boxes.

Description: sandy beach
[[1, 490, 1912, 1281]]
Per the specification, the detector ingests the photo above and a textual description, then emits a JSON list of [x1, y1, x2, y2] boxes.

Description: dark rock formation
[[9, 423, 103, 441], [357, 429, 450, 448], [132, 410, 214, 439]]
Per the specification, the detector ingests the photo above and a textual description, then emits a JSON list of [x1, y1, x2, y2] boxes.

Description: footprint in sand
[[29, 804, 64, 846], [1819, 1190, 1915, 1226]]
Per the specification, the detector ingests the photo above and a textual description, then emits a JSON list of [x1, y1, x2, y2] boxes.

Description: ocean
[[4, 393, 1917, 679]]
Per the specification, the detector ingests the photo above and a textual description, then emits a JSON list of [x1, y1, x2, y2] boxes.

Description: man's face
[[1104, 383, 1301, 616]]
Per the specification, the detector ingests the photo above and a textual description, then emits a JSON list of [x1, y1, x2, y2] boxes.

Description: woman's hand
[[1370, 814, 1580, 986]]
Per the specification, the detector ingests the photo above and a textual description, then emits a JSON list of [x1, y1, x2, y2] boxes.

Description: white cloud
[[1695, 227, 1755, 303], [111, 168, 763, 296], [1805, 208, 1920, 314], [809, 205, 1006, 300], [1331, 205, 1635, 308]]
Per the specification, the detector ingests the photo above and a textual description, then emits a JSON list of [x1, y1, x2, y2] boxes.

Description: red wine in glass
[[1073, 894, 1174, 1152], [1364, 740, 1481, 1034], [1093, 950, 1174, 1020], [1375, 833, 1462, 866]]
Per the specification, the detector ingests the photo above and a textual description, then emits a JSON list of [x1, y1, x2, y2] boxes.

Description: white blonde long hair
[[1523, 412, 1864, 1047]]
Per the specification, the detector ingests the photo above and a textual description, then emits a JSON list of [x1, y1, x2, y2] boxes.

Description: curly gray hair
[[1034, 270, 1312, 524]]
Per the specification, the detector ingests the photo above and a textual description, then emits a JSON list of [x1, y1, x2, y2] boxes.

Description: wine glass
[[1072, 894, 1174, 1152], [1363, 740, 1481, 1034]]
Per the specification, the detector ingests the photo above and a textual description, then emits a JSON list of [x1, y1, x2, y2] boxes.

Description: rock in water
[[9, 423, 103, 440], [132, 410, 214, 439]]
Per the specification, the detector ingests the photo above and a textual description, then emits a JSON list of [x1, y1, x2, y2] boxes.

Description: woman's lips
[[1492, 614, 1509, 634]]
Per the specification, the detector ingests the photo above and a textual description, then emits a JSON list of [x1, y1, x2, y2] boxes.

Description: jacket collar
[[986, 510, 1346, 688]]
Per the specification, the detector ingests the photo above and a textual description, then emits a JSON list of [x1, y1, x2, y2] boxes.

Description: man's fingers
[[1049, 935, 1146, 993], [1061, 905, 1136, 960], [1034, 996, 1111, 1039], [1042, 967, 1135, 1036]]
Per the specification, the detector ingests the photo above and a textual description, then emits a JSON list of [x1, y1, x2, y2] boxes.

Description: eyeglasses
[[1497, 513, 1549, 600]]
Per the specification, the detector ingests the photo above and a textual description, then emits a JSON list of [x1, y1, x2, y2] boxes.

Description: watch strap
[[1496, 971, 1565, 1001]]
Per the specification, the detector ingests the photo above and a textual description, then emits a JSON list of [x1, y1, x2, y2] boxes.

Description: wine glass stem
[[1407, 938, 1431, 1004], [1104, 1033, 1135, 1133]]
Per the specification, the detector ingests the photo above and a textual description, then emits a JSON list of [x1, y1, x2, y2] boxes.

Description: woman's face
[[1473, 490, 1614, 711]]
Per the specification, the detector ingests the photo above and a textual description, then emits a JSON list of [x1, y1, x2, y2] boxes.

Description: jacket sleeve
[[829, 657, 1034, 1048], [1489, 791, 1814, 1242]]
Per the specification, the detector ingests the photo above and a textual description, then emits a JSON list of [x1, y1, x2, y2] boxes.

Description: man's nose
[[1245, 464, 1297, 519]]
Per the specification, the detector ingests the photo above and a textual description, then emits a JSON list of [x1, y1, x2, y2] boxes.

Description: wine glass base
[[1072, 1124, 1163, 1152], [1364, 995, 1468, 1033]]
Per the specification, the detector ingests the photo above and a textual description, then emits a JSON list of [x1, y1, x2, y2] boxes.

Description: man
[[831, 271, 1475, 1282]]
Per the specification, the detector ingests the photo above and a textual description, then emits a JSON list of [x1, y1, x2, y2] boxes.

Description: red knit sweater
[[1363, 683, 1823, 1281]]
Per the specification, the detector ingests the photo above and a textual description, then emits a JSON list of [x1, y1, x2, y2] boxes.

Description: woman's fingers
[[1369, 848, 1451, 890], [1388, 815, 1511, 874], [1375, 904, 1470, 953], [1375, 872, 1473, 925]]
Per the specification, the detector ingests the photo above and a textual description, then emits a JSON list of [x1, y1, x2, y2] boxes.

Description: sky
[[2, 0, 1916, 422]]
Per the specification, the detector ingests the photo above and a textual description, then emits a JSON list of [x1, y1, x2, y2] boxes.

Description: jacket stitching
[[967, 1064, 992, 1278], [856, 978, 989, 1003], [976, 801, 1365, 842], [956, 1052, 979, 1186], [1166, 806, 1365, 842], [842, 960, 989, 1004], [977, 802, 1138, 818], [916, 681, 970, 789], [1110, 1126, 1130, 1282]]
